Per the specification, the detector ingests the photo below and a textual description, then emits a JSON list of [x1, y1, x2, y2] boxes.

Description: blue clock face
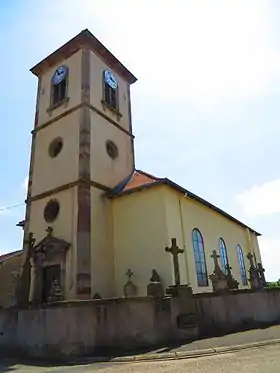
[[104, 69, 118, 89], [52, 65, 68, 85]]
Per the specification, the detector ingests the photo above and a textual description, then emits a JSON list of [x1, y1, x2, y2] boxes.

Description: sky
[[1, 0, 280, 281]]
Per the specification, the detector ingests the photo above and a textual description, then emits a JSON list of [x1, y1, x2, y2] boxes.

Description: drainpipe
[[179, 194, 190, 285]]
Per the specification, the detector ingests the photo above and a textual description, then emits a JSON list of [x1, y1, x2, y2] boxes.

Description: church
[[15, 29, 262, 303]]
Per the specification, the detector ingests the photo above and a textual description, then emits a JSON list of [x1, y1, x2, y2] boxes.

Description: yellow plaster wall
[[163, 187, 254, 293], [250, 231, 262, 264], [90, 187, 114, 297], [37, 50, 82, 126], [163, 191, 190, 286], [89, 51, 130, 132], [90, 111, 133, 188], [28, 187, 78, 299], [112, 186, 172, 297], [31, 110, 80, 197]]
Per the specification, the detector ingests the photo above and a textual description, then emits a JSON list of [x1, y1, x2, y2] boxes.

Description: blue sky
[[1, 0, 280, 281]]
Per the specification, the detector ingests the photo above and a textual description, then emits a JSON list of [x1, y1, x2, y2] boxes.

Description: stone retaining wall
[[195, 288, 280, 335], [0, 297, 196, 357], [1, 288, 280, 358]]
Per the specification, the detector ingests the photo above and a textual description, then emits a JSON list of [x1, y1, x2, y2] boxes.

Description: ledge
[[47, 97, 70, 115], [101, 100, 122, 121]]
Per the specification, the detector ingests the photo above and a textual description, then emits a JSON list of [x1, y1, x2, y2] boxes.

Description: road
[[1, 344, 280, 372]]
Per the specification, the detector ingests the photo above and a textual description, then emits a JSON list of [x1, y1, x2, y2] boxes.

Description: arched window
[[219, 238, 228, 273], [50, 65, 69, 107], [192, 229, 208, 287], [103, 69, 119, 110], [236, 245, 247, 285]]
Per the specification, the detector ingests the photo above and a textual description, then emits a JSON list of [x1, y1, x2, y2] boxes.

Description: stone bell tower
[[22, 29, 137, 302]]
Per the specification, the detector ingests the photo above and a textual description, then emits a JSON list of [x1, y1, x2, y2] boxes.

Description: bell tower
[[23, 29, 137, 301]]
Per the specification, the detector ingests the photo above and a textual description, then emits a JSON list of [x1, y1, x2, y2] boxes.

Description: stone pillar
[[76, 48, 91, 298]]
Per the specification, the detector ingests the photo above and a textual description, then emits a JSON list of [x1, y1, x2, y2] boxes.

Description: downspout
[[179, 195, 190, 285]]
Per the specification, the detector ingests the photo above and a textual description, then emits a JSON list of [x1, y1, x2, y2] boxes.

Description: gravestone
[[47, 279, 62, 303], [257, 263, 267, 288], [165, 238, 197, 331], [147, 269, 164, 298], [247, 253, 261, 290], [93, 293, 102, 300], [123, 269, 138, 297], [225, 264, 239, 290], [209, 250, 228, 292]]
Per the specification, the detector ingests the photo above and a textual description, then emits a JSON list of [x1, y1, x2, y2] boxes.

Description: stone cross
[[211, 249, 220, 268], [126, 269, 134, 281], [247, 253, 255, 269], [257, 263, 267, 287], [165, 238, 184, 287]]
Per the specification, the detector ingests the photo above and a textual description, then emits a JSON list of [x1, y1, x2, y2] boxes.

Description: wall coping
[[193, 287, 280, 299], [4, 296, 173, 311]]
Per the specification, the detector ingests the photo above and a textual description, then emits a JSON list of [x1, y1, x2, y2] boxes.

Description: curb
[[85, 338, 280, 364]]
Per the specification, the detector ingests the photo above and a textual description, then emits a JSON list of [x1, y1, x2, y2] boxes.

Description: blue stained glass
[[237, 245, 247, 286], [219, 238, 228, 274], [192, 229, 208, 287]]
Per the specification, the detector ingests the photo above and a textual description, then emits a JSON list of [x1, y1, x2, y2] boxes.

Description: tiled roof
[[122, 170, 160, 191], [0, 250, 22, 263]]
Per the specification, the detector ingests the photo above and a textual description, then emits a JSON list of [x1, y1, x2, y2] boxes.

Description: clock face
[[52, 65, 68, 85], [104, 69, 118, 89]]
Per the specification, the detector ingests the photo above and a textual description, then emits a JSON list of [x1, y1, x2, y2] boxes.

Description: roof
[[0, 250, 22, 264], [108, 170, 261, 236], [30, 29, 137, 84], [122, 169, 160, 191]]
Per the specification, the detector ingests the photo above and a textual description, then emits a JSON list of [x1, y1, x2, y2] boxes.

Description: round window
[[106, 140, 118, 159], [44, 199, 60, 223], [49, 137, 63, 158]]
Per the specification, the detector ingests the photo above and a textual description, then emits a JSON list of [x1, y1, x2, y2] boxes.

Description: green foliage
[[266, 281, 280, 288]]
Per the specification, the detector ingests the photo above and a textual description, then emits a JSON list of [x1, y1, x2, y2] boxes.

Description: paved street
[[159, 324, 280, 353], [1, 344, 280, 372]]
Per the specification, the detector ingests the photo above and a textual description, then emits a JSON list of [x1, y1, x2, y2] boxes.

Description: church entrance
[[42, 265, 61, 302]]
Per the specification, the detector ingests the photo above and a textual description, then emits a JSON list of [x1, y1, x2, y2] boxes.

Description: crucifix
[[165, 238, 184, 287], [125, 269, 134, 281], [210, 249, 225, 276], [247, 253, 255, 269], [257, 263, 266, 287], [211, 249, 220, 270]]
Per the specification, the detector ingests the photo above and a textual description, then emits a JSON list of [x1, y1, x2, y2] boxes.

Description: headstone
[[123, 269, 138, 297], [147, 269, 164, 298], [93, 292, 102, 300], [225, 264, 239, 290], [209, 249, 228, 292], [247, 253, 261, 290], [257, 263, 267, 288], [47, 279, 62, 302]]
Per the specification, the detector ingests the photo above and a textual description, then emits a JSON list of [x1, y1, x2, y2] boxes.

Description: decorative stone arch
[[31, 227, 70, 303]]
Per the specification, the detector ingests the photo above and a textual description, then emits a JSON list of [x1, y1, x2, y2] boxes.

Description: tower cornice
[[30, 29, 137, 85]]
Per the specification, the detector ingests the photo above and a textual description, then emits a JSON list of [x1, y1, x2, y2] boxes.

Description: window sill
[[101, 100, 122, 121], [47, 97, 70, 116]]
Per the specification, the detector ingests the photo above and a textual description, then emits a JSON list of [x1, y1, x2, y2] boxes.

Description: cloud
[[259, 235, 280, 281], [21, 177, 28, 192], [235, 179, 280, 218]]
